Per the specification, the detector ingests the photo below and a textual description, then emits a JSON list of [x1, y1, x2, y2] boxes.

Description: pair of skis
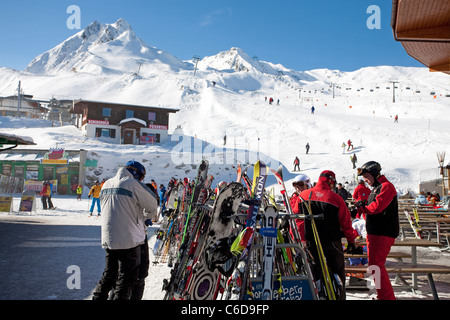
[[404, 208, 423, 239], [162, 160, 210, 299]]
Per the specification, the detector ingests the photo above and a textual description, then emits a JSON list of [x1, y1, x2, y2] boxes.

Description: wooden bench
[[441, 232, 450, 250], [345, 251, 411, 261], [401, 209, 450, 241], [345, 264, 450, 300]]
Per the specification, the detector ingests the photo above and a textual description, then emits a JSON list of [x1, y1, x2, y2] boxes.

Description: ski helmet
[[318, 170, 336, 185], [357, 161, 381, 178], [292, 174, 312, 188], [125, 160, 146, 181]]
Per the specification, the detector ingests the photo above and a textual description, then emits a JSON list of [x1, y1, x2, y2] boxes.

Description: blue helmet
[[125, 160, 146, 181]]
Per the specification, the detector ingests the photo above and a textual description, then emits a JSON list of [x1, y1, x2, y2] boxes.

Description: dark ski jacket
[[356, 175, 399, 238], [299, 181, 356, 244]]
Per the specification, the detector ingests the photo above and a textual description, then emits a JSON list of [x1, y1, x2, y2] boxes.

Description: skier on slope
[[347, 139, 354, 151], [298, 170, 359, 300], [293, 156, 300, 171], [351, 153, 357, 169], [352, 161, 399, 300], [92, 161, 158, 300]]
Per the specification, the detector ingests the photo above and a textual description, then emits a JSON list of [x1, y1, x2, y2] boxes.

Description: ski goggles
[[293, 181, 308, 187]]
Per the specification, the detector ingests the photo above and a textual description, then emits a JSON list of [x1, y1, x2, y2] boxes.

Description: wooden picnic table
[[420, 217, 450, 242], [349, 238, 444, 291], [414, 211, 449, 216]]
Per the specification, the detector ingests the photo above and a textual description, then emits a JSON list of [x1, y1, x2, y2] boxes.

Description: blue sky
[[0, 0, 423, 71]]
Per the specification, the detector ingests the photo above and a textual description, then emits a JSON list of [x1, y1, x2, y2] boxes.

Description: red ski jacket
[[299, 181, 356, 244], [289, 193, 305, 241], [356, 175, 399, 238], [353, 184, 371, 202]]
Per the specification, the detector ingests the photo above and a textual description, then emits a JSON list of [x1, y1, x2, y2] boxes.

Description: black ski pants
[[306, 239, 346, 300], [92, 245, 141, 300], [130, 238, 150, 300]]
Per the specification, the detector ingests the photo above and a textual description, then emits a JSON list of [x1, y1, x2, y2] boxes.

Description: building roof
[[118, 118, 147, 127], [0, 133, 36, 152], [71, 99, 180, 114], [391, 0, 450, 75]]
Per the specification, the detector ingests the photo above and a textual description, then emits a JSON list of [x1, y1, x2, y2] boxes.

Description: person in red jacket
[[299, 170, 358, 299], [353, 179, 370, 203], [354, 161, 399, 300], [289, 174, 312, 241], [352, 180, 371, 219]]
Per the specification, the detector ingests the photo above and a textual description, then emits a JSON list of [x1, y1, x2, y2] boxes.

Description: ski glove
[[354, 200, 366, 208], [350, 207, 358, 218], [345, 243, 363, 255]]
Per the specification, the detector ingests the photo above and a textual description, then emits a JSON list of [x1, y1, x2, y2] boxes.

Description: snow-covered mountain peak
[[80, 18, 135, 44], [25, 18, 186, 75], [199, 47, 263, 73]]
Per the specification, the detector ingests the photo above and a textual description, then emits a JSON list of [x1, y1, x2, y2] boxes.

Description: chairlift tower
[[16, 81, 22, 117], [193, 56, 201, 77], [136, 62, 143, 77], [389, 79, 399, 103]]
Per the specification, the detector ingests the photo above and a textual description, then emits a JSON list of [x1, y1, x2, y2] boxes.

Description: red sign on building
[[149, 124, 168, 130], [140, 136, 155, 145], [88, 120, 110, 125]]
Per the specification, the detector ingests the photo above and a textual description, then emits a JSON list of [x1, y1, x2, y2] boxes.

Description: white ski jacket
[[100, 168, 158, 250]]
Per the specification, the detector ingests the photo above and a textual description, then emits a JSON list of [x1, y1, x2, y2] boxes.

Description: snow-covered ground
[[0, 195, 449, 300]]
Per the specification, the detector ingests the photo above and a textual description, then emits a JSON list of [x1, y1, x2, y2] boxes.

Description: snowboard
[[185, 182, 245, 300]]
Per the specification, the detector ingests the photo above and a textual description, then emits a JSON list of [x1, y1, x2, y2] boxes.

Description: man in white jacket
[[92, 161, 158, 300]]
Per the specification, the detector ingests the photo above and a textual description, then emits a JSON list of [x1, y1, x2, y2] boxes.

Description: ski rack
[[230, 206, 319, 300], [238, 211, 318, 300], [248, 241, 318, 300], [163, 198, 320, 300]]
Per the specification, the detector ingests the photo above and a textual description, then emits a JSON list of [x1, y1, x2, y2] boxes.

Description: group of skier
[[265, 96, 280, 105], [288, 161, 399, 300]]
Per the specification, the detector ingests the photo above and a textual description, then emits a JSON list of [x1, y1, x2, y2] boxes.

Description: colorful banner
[[0, 196, 13, 213], [24, 180, 58, 192], [41, 148, 69, 164], [19, 195, 35, 213]]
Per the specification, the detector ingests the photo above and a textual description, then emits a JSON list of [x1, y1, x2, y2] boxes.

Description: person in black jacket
[[299, 170, 358, 299], [353, 161, 399, 300], [336, 183, 348, 202]]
